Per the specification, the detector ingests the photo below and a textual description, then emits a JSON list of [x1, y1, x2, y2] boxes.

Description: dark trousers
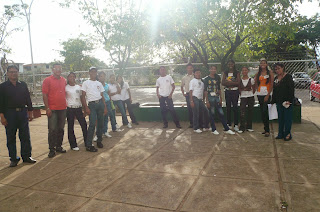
[[185, 94, 193, 126], [191, 97, 208, 130], [276, 103, 293, 138], [208, 96, 229, 131], [48, 110, 66, 151], [239, 97, 255, 131], [87, 100, 104, 147], [225, 90, 239, 126], [113, 100, 129, 125], [159, 96, 180, 125], [123, 99, 137, 123], [4, 108, 32, 161], [66, 107, 87, 148], [257, 95, 270, 133]]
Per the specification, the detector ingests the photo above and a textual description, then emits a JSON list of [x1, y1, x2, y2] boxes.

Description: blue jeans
[[159, 96, 180, 125], [87, 100, 104, 147], [113, 100, 129, 125], [102, 100, 117, 133], [208, 96, 229, 131], [192, 97, 208, 130], [4, 108, 32, 161], [276, 103, 293, 138]]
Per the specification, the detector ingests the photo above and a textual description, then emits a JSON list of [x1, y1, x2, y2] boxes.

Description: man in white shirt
[[156, 66, 181, 128], [81, 67, 107, 152], [181, 63, 194, 128], [189, 69, 208, 133]]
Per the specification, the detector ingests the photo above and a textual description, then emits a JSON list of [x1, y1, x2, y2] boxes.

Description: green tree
[[153, 0, 307, 70], [60, 0, 151, 74], [59, 36, 107, 72]]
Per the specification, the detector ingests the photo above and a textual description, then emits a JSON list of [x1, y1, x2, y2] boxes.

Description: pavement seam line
[[71, 124, 187, 212]]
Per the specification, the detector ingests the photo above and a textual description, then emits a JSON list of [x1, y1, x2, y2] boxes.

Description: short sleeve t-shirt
[[181, 74, 194, 93], [203, 74, 221, 96], [42, 75, 67, 110], [109, 83, 121, 101], [102, 83, 110, 102], [120, 82, 130, 101], [65, 84, 82, 107], [189, 78, 204, 99], [156, 75, 174, 97], [240, 78, 255, 98], [81, 80, 104, 102]]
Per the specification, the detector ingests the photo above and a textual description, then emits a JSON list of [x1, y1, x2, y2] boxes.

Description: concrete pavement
[[0, 109, 319, 211]]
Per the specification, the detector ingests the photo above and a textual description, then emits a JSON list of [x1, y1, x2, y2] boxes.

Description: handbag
[[268, 104, 278, 120]]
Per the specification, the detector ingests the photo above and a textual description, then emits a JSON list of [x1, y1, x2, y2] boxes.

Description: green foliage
[[59, 36, 107, 72]]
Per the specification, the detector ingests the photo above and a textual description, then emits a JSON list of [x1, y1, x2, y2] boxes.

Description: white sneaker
[[228, 124, 232, 130], [212, 130, 219, 135], [116, 124, 120, 129], [247, 129, 254, 132], [225, 130, 235, 135], [127, 123, 132, 128], [72, 147, 80, 151], [238, 130, 243, 134], [194, 129, 202, 133], [104, 132, 112, 138], [234, 125, 239, 132], [114, 128, 123, 132], [93, 135, 98, 142]]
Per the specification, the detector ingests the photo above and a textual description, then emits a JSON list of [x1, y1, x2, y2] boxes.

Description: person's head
[[67, 72, 76, 85], [109, 74, 116, 83], [159, 66, 166, 76], [209, 65, 217, 75], [89, 66, 98, 80], [193, 69, 201, 79], [52, 64, 62, 77], [241, 66, 249, 77], [274, 63, 285, 75], [186, 63, 194, 75], [98, 71, 106, 83], [227, 59, 235, 71], [259, 58, 268, 70], [7, 65, 19, 81], [116, 75, 124, 88]]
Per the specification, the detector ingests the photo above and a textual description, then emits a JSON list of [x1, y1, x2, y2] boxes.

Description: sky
[[1, 0, 320, 65]]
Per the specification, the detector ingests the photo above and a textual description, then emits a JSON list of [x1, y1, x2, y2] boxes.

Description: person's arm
[[116, 84, 121, 94], [221, 73, 228, 86], [286, 75, 295, 104], [254, 73, 259, 90], [0, 85, 7, 126], [169, 83, 175, 99], [128, 88, 133, 103], [101, 92, 108, 115], [25, 82, 33, 121], [264, 72, 274, 102], [181, 78, 186, 96], [189, 90, 194, 108], [156, 86, 161, 99], [81, 90, 90, 115], [109, 85, 118, 96], [205, 91, 210, 108], [42, 93, 52, 117], [252, 79, 256, 94], [229, 72, 241, 87]]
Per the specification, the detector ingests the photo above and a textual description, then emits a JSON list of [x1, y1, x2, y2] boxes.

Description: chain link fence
[[8, 59, 320, 107]]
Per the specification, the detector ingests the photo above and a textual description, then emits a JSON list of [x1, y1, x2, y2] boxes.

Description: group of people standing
[[0, 59, 295, 168], [159, 59, 295, 141]]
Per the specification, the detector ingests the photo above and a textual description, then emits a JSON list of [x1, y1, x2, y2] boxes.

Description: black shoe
[[275, 136, 283, 139], [86, 146, 98, 152], [188, 125, 193, 128], [265, 132, 270, 137], [262, 131, 266, 134], [97, 142, 103, 148], [163, 124, 168, 128], [176, 124, 182, 129], [56, 147, 67, 153], [284, 134, 292, 141], [23, 157, 37, 164], [9, 158, 20, 167], [48, 151, 56, 158]]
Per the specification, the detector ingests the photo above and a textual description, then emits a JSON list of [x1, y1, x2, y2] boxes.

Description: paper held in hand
[[268, 104, 278, 120]]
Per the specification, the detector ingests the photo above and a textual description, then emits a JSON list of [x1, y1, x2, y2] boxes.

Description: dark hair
[[159, 66, 166, 70], [257, 60, 270, 86], [210, 65, 218, 70], [186, 63, 193, 68], [274, 62, 286, 72], [67, 72, 76, 85], [52, 63, 62, 68], [116, 75, 124, 89], [98, 71, 106, 77], [241, 66, 249, 71], [224, 59, 238, 78], [7, 65, 19, 72], [193, 68, 201, 73]]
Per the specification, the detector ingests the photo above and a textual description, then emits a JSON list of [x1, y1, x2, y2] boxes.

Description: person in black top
[[272, 63, 295, 141], [0, 65, 36, 167]]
